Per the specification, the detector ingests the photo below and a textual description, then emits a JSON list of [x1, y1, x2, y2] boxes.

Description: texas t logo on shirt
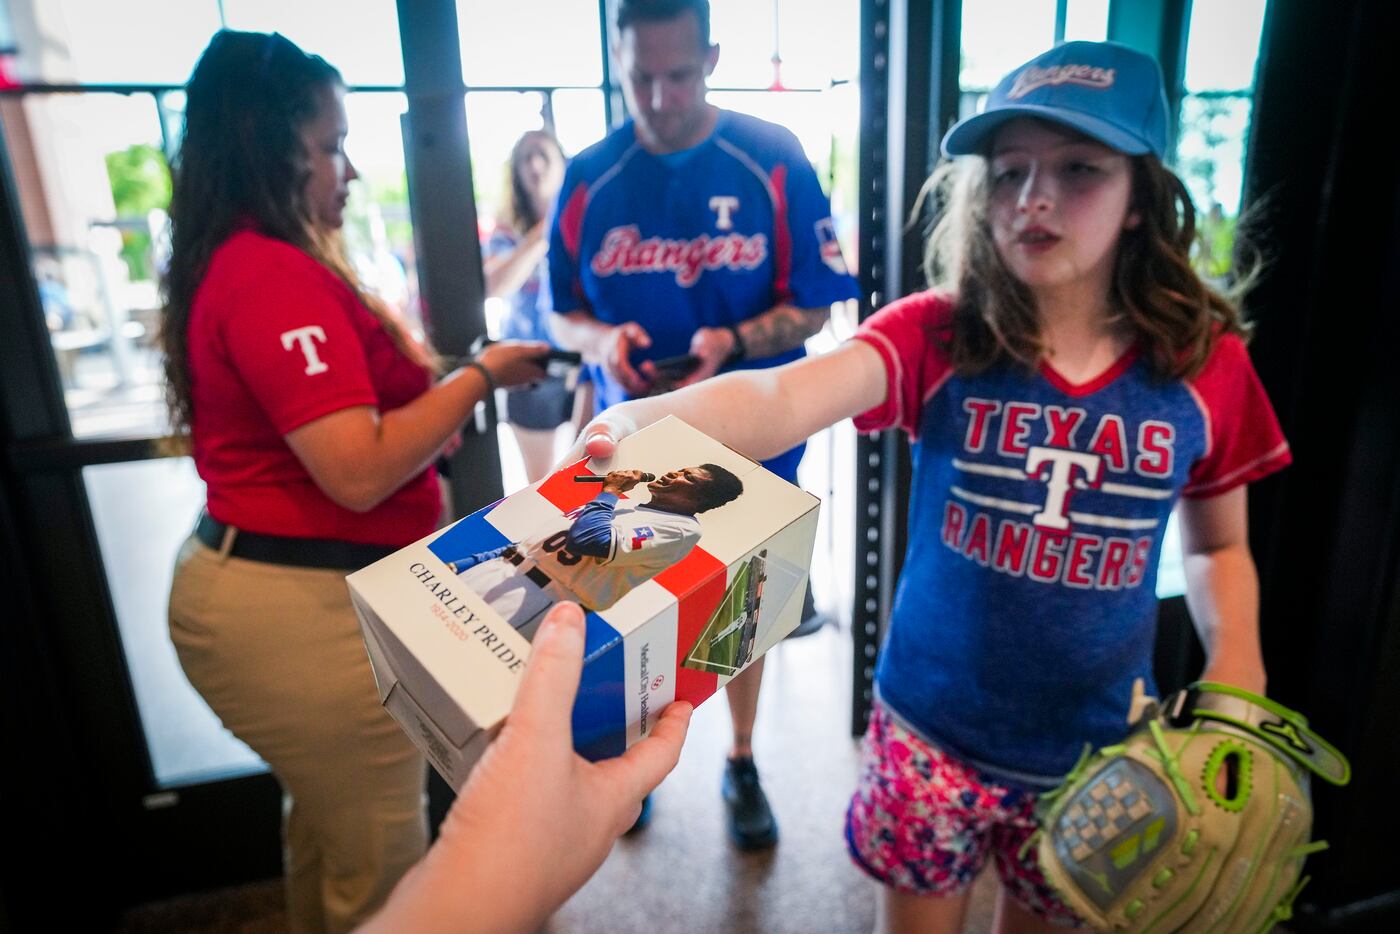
[[280, 325, 330, 375], [939, 398, 1179, 590]]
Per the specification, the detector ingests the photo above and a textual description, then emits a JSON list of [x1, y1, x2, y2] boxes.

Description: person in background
[[548, 0, 860, 849], [483, 129, 578, 483], [159, 31, 546, 933]]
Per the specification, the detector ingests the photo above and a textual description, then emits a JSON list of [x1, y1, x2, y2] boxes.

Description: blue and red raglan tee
[[852, 290, 1291, 786], [548, 109, 859, 481]]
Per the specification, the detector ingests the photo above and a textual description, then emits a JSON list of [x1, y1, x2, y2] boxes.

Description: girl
[[162, 31, 545, 933], [573, 41, 1289, 934], [483, 129, 579, 482]]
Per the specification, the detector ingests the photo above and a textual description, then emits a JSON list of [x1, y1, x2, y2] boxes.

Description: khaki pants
[[169, 535, 427, 934]]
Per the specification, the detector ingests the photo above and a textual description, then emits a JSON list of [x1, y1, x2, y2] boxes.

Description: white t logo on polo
[[1026, 446, 1103, 531], [709, 196, 740, 231], [280, 325, 329, 375]]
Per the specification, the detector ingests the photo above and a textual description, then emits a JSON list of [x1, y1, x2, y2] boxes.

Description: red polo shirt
[[188, 228, 439, 547]]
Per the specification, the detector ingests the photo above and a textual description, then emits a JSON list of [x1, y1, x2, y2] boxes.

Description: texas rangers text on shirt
[[939, 398, 1176, 590], [589, 224, 768, 288]]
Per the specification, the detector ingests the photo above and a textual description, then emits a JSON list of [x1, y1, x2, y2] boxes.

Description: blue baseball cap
[[941, 41, 1169, 159]]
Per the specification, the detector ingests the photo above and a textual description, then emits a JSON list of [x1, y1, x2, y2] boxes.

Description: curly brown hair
[[919, 143, 1250, 381], [160, 31, 425, 439]]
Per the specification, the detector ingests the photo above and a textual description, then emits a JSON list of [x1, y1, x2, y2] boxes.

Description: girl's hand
[[566, 411, 640, 463], [476, 340, 550, 389]]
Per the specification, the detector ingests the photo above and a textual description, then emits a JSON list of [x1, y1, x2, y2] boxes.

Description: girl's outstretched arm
[[571, 339, 889, 462], [1178, 486, 1267, 695]]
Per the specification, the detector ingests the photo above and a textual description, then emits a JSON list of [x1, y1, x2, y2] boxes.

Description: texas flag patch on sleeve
[[630, 526, 656, 550]]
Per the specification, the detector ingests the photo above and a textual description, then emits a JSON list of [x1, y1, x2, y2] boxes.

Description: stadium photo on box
[[683, 548, 805, 676], [684, 550, 766, 676]]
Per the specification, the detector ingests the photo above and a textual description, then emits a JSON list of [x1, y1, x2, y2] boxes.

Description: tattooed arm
[[670, 303, 831, 388]]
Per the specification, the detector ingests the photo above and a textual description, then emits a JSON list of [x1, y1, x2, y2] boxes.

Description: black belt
[[195, 512, 395, 571], [502, 545, 553, 589]]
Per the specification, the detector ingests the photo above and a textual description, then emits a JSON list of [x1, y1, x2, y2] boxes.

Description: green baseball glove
[[1036, 681, 1350, 932]]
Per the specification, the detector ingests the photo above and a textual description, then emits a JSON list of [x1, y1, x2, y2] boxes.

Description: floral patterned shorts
[[844, 702, 1082, 926]]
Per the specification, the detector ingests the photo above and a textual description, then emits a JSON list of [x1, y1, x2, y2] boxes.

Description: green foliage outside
[[1175, 95, 1244, 281], [104, 144, 171, 282]]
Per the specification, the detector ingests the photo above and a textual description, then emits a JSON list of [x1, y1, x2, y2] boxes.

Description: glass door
[[0, 0, 421, 910]]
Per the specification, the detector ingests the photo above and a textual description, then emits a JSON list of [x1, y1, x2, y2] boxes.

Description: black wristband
[[724, 324, 747, 365], [464, 360, 497, 395]]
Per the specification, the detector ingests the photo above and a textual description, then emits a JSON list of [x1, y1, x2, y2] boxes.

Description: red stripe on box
[[536, 457, 604, 514], [538, 459, 640, 514], [655, 548, 727, 707]]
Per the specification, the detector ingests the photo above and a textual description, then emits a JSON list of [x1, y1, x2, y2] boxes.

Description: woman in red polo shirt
[[160, 32, 546, 933]]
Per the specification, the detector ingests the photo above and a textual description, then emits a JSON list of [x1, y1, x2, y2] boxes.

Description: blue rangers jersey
[[548, 110, 859, 479], [853, 291, 1292, 786]]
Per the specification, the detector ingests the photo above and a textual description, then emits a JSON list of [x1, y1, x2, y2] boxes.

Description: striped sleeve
[[851, 291, 956, 440], [1182, 333, 1292, 497], [548, 166, 590, 315]]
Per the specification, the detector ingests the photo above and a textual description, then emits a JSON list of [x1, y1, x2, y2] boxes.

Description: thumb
[[585, 431, 617, 459], [505, 602, 586, 744], [583, 413, 638, 460]]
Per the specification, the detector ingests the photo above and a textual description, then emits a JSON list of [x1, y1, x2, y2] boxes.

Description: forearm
[[483, 234, 547, 299], [1182, 543, 1266, 693], [551, 311, 615, 362], [732, 302, 828, 360], [294, 367, 490, 513], [588, 341, 884, 463]]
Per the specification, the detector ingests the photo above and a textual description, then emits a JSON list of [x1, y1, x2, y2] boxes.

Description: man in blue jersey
[[548, 0, 858, 849]]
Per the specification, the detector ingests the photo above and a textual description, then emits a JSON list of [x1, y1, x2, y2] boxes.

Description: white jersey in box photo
[[448, 466, 743, 632]]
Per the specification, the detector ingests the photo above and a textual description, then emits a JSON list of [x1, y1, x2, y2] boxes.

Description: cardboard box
[[348, 416, 820, 788]]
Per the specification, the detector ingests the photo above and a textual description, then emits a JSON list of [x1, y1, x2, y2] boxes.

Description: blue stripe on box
[[426, 503, 509, 568], [572, 611, 627, 761]]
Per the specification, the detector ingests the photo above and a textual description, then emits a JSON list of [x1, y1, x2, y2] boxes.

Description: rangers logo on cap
[[1008, 64, 1116, 100]]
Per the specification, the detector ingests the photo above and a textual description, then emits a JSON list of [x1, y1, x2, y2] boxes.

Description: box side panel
[[746, 507, 821, 662], [348, 542, 528, 735], [350, 598, 396, 704], [654, 546, 729, 708], [382, 681, 486, 789], [619, 590, 679, 747], [573, 611, 628, 761]]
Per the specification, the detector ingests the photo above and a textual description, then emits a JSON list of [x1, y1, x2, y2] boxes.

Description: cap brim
[[941, 104, 1155, 158]]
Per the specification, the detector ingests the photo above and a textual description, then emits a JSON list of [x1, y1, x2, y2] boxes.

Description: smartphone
[[649, 353, 703, 381], [539, 348, 582, 379], [468, 338, 581, 377]]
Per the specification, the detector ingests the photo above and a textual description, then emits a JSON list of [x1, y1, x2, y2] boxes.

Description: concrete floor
[[118, 622, 1006, 934], [544, 620, 1002, 934]]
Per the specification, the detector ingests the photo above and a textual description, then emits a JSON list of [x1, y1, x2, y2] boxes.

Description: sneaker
[[625, 793, 653, 835], [786, 610, 829, 639], [786, 582, 829, 639], [721, 756, 778, 850]]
